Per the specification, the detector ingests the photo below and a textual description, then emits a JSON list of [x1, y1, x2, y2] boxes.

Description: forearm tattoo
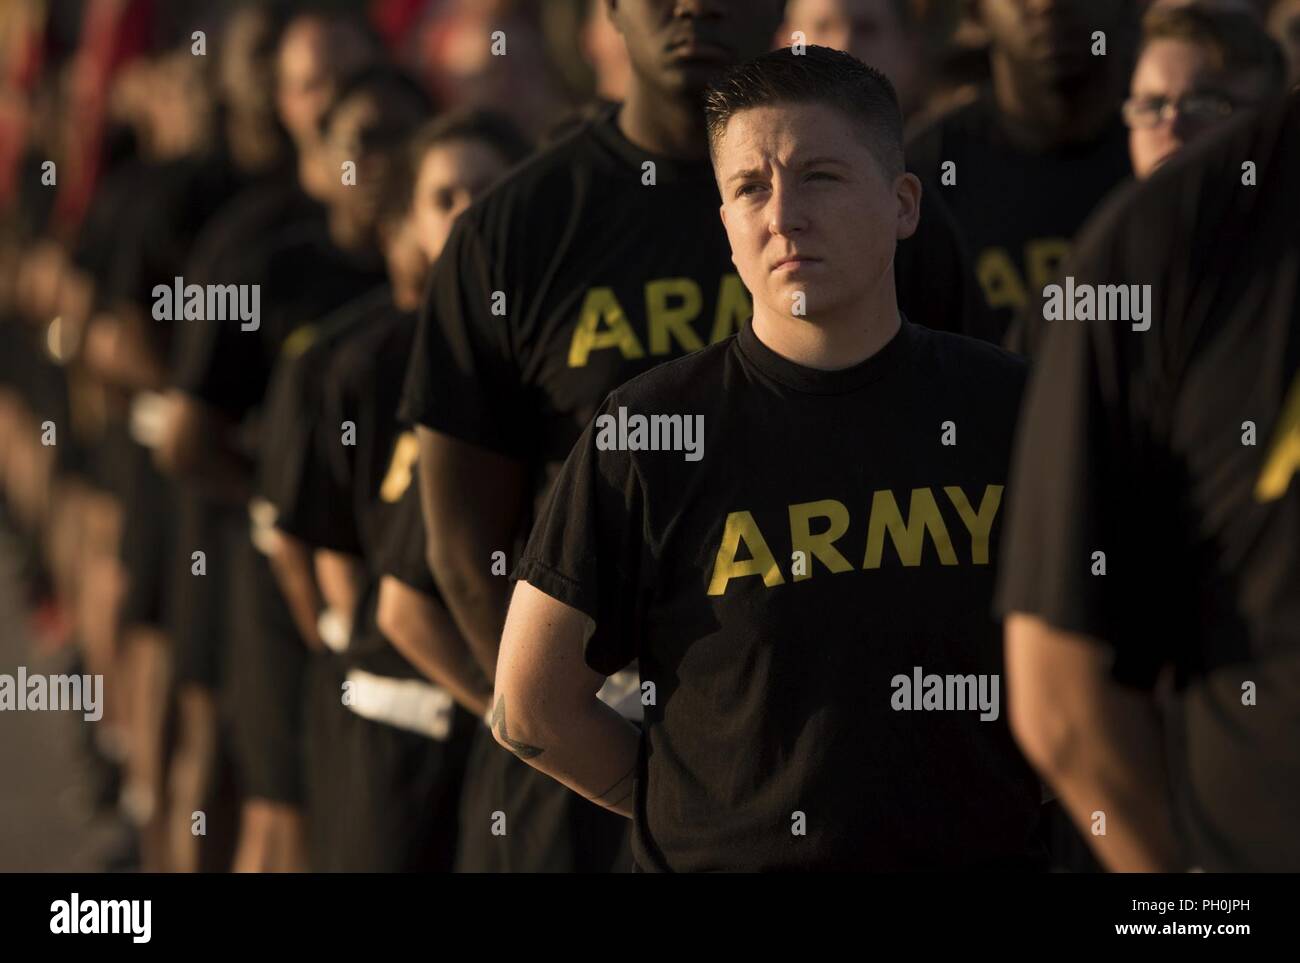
[[490, 696, 544, 759]]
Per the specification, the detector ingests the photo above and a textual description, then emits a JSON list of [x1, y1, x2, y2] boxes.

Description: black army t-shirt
[[259, 285, 396, 555], [516, 319, 1044, 871], [72, 160, 152, 297], [164, 176, 325, 690], [399, 103, 752, 507], [996, 93, 1300, 872], [185, 175, 318, 294], [173, 219, 385, 423], [106, 153, 253, 311], [400, 103, 978, 509], [275, 294, 426, 679], [315, 301, 417, 567], [907, 91, 1132, 345], [376, 476, 433, 597], [168, 220, 383, 802]]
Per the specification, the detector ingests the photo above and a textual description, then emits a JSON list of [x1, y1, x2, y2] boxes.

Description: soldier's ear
[[895, 172, 922, 242], [604, 0, 623, 34]]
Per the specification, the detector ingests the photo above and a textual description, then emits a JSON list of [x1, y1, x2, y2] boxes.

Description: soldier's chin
[[1027, 48, 1092, 88], [1150, 149, 1180, 173], [660, 58, 731, 98]]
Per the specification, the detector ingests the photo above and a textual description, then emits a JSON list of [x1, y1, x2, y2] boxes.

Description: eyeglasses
[[1122, 92, 1236, 129]]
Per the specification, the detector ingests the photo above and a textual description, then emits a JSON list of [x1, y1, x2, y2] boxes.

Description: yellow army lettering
[[1255, 372, 1300, 502], [379, 431, 419, 502], [976, 239, 1070, 312], [707, 485, 1004, 596], [568, 274, 752, 367]]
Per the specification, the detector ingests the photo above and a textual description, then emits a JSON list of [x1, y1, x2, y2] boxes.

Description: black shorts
[[303, 655, 476, 871], [223, 531, 308, 805], [118, 441, 177, 631], [454, 724, 633, 873], [0, 324, 81, 477], [170, 495, 239, 690]]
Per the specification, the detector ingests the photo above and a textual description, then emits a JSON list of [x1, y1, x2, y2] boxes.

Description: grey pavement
[[0, 528, 126, 871]]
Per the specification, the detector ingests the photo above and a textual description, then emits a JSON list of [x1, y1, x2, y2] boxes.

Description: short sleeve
[[171, 313, 267, 418], [994, 241, 1180, 686], [170, 241, 272, 419], [398, 217, 526, 458], [377, 479, 438, 596], [279, 423, 361, 556], [261, 347, 361, 555], [105, 196, 175, 308], [512, 393, 648, 676]]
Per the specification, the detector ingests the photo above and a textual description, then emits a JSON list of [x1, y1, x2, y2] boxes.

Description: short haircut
[[316, 66, 435, 139], [225, 0, 290, 43], [411, 108, 533, 170], [891, 0, 967, 53], [790, 0, 962, 41], [1141, 4, 1287, 93], [378, 109, 533, 226], [704, 45, 905, 179], [290, 5, 386, 60]]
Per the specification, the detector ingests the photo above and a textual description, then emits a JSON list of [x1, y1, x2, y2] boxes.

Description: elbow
[[268, 529, 310, 577], [375, 587, 401, 644], [264, 530, 305, 600], [1004, 613, 1100, 782], [154, 397, 204, 480], [153, 421, 192, 478], [1008, 680, 1084, 781], [486, 692, 548, 759], [488, 675, 562, 760]]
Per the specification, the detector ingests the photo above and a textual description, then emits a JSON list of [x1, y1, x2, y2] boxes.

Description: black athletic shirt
[[72, 160, 153, 298], [376, 473, 435, 597], [516, 319, 1045, 871], [907, 90, 1132, 345], [400, 103, 979, 516], [259, 285, 394, 554], [106, 153, 252, 310], [285, 295, 424, 678], [162, 175, 325, 688], [316, 302, 417, 565], [995, 93, 1300, 872], [173, 218, 384, 424], [185, 175, 319, 288], [65, 155, 247, 394]]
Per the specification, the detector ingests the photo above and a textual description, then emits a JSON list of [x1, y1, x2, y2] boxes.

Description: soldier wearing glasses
[[1124, 4, 1286, 180]]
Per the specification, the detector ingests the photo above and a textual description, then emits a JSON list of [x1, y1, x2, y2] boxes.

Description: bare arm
[[154, 392, 253, 502], [81, 308, 169, 392], [266, 529, 324, 652], [415, 427, 527, 679], [1004, 613, 1181, 872], [376, 575, 492, 718], [492, 580, 639, 819], [314, 548, 365, 622]]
